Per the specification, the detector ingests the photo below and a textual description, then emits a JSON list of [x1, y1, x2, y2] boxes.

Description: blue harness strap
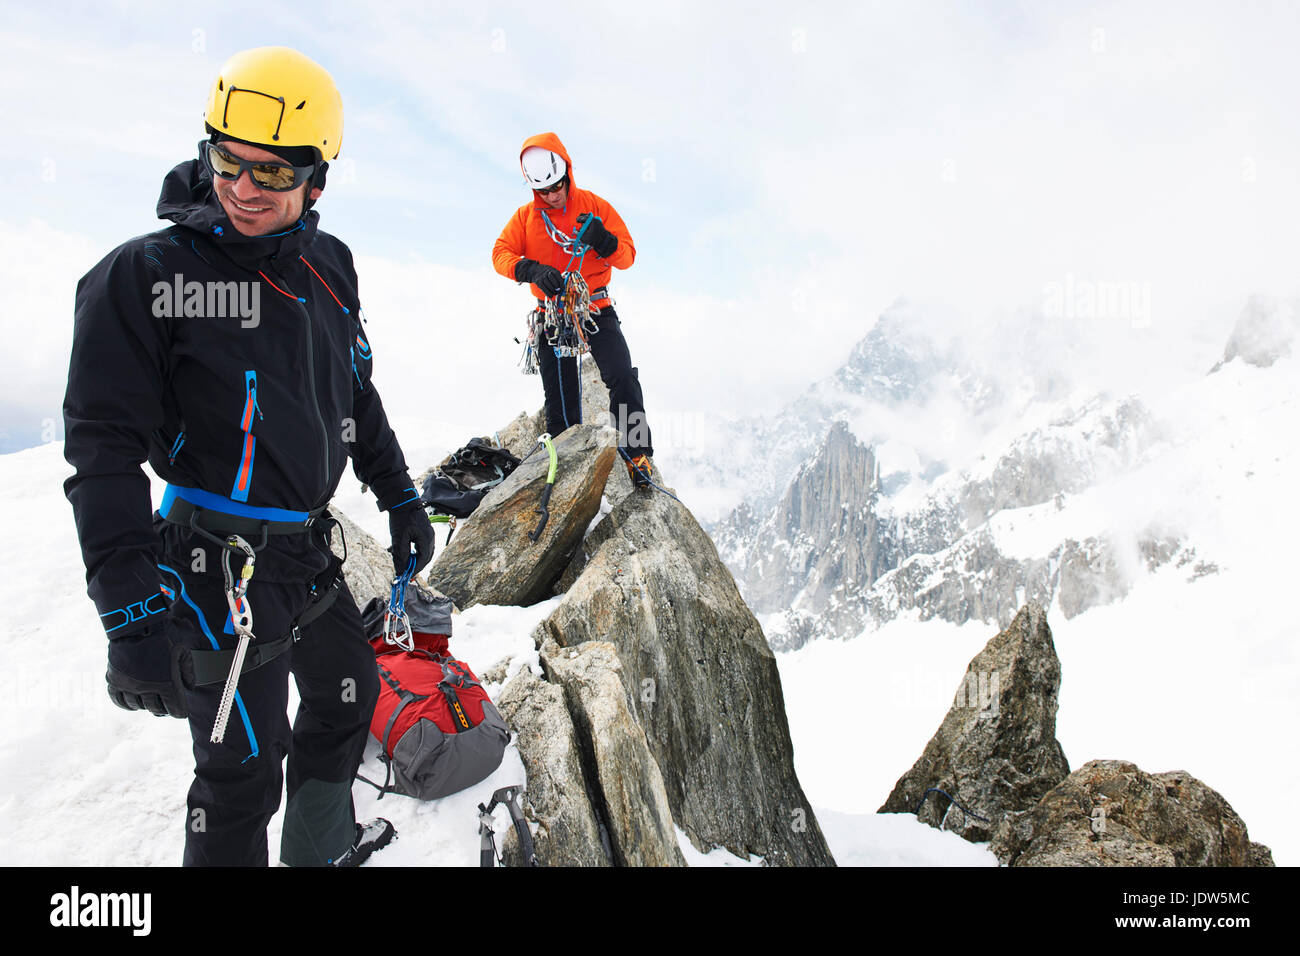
[[160, 484, 323, 537]]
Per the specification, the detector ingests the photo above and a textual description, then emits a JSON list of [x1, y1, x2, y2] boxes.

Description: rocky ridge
[[879, 601, 1273, 867], [340, 367, 834, 866], [733, 392, 1198, 649]]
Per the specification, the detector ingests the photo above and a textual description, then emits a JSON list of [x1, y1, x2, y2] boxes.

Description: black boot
[[329, 818, 396, 867]]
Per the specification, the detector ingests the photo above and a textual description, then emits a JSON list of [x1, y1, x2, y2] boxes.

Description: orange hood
[[521, 132, 575, 203]]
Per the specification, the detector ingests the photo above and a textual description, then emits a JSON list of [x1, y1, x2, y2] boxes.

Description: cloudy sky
[[3, 0, 1298, 456]]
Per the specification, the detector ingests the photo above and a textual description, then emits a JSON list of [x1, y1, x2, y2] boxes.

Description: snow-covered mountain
[[686, 296, 1294, 653], [745, 392, 1181, 648], [681, 294, 1299, 865]]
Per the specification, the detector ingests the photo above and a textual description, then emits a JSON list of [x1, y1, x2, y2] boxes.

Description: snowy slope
[[0, 438, 993, 866], [771, 351, 1300, 865], [0, 439, 556, 866], [14, 346, 1289, 866]]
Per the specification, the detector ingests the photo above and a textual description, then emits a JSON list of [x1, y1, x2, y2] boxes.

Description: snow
[[7, 341, 1297, 867], [674, 827, 763, 867], [778, 609, 992, 806], [0, 442, 557, 867], [584, 494, 613, 539], [815, 809, 998, 866], [772, 353, 1300, 866], [776, 546, 1298, 866], [0, 443, 193, 866]]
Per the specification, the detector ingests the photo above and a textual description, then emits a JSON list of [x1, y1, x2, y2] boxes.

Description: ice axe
[[478, 784, 540, 867], [528, 433, 558, 542]]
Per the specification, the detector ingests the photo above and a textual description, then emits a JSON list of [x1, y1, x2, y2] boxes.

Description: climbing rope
[[914, 787, 990, 829], [518, 214, 601, 373], [617, 447, 682, 503]]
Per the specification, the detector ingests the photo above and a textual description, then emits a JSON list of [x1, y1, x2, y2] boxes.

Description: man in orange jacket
[[492, 133, 654, 486]]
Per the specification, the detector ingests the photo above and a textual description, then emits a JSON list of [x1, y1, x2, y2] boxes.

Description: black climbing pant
[[161, 552, 379, 867], [537, 307, 654, 458]]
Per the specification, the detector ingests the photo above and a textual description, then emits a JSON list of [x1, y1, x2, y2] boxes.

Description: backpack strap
[[439, 658, 481, 689], [463, 463, 505, 491], [437, 659, 480, 733], [377, 663, 430, 756]]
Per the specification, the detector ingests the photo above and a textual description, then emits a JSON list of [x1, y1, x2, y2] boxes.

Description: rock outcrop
[[328, 507, 401, 607], [539, 639, 684, 866], [878, 601, 1071, 842], [1215, 294, 1299, 370], [422, 387, 833, 865], [991, 760, 1275, 867], [574, 356, 655, 507], [497, 409, 546, 460], [740, 421, 884, 620], [534, 480, 835, 866], [494, 670, 611, 867], [882, 603, 1275, 867], [427, 422, 616, 608]]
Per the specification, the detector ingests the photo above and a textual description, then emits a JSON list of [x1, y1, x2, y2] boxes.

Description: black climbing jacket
[[64, 157, 418, 636]]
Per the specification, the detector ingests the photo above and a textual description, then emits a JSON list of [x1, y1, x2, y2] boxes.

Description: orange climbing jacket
[[491, 132, 635, 307]]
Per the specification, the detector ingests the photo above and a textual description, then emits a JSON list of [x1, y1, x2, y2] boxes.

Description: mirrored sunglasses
[[201, 141, 315, 192]]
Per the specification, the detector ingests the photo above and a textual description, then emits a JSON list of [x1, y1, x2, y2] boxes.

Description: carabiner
[[383, 607, 415, 651], [383, 547, 418, 651]]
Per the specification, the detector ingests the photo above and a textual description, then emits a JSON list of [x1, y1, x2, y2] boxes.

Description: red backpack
[[359, 593, 510, 801]]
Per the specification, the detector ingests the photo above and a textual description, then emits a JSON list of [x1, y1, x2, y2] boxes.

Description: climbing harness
[[186, 519, 346, 692], [478, 784, 540, 867], [161, 488, 349, 746], [528, 434, 559, 543], [211, 534, 257, 744], [383, 548, 419, 652]]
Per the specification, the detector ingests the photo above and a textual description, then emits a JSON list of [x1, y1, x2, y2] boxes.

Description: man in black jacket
[[62, 46, 433, 866]]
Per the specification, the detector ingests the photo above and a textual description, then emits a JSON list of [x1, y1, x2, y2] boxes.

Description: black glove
[[575, 213, 617, 258], [389, 501, 436, 576], [514, 258, 566, 297], [106, 621, 194, 719]]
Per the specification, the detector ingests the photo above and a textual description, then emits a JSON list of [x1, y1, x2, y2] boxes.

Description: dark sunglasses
[[534, 176, 567, 196], [201, 141, 315, 192]]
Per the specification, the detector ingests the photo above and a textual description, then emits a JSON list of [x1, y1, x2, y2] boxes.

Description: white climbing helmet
[[521, 146, 567, 190]]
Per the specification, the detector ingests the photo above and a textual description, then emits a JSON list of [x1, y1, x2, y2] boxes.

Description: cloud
[[4, 0, 1300, 454], [0, 219, 104, 444]]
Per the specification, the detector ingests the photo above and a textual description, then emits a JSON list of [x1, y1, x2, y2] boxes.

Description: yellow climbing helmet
[[204, 47, 343, 160]]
